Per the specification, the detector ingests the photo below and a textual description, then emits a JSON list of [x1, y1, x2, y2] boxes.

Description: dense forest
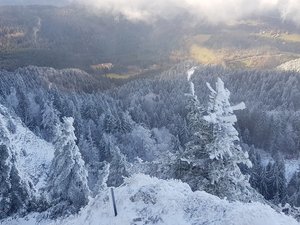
[[0, 62, 300, 221]]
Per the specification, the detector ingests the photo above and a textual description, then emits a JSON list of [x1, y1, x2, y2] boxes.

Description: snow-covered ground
[[277, 58, 300, 73], [3, 174, 299, 225], [0, 105, 54, 191]]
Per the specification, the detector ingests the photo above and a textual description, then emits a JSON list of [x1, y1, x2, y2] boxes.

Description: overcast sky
[[0, 0, 70, 6], [1, 0, 300, 25]]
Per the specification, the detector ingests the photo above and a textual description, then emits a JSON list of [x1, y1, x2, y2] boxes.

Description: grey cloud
[[71, 0, 300, 25], [1, 0, 300, 25]]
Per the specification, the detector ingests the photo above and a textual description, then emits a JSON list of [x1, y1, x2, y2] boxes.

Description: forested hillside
[[3, 0, 300, 224], [0, 63, 300, 223]]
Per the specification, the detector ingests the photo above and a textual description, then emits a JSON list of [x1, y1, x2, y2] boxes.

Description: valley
[[2, 6, 300, 79]]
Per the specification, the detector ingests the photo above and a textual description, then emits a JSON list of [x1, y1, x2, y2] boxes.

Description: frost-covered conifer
[[47, 117, 90, 216], [184, 68, 212, 162], [204, 78, 259, 201], [0, 114, 34, 219], [104, 111, 118, 133], [41, 100, 60, 141], [175, 67, 212, 190], [102, 134, 129, 187], [93, 162, 110, 192], [269, 154, 287, 203]]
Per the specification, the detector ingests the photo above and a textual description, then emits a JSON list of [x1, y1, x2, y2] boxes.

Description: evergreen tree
[[103, 111, 118, 133], [248, 145, 260, 188], [203, 78, 259, 201], [41, 100, 60, 141], [5, 87, 19, 109], [89, 161, 110, 197], [287, 171, 300, 207], [184, 88, 212, 162], [248, 145, 268, 198], [47, 117, 90, 217], [102, 134, 129, 187], [178, 118, 189, 145], [286, 164, 300, 208], [118, 111, 134, 133], [270, 154, 287, 203], [258, 167, 269, 199], [0, 145, 12, 219], [78, 125, 98, 165], [0, 115, 34, 219], [175, 67, 213, 190], [265, 162, 274, 199]]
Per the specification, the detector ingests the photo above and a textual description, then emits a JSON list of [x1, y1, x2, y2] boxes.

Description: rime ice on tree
[[203, 78, 261, 202], [47, 117, 90, 217]]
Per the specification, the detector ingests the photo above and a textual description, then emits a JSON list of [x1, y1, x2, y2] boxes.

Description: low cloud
[[72, 0, 300, 25], [1, 0, 300, 25], [0, 0, 71, 6]]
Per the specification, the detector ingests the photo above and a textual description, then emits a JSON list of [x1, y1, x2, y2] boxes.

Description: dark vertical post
[[111, 187, 118, 216]]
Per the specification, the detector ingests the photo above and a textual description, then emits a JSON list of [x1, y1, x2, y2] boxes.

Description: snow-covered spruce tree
[[78, 125, 113, 196], [78, 133, 98, 195], [47, 117, 90, 217], [101, 133, 129, 187], [175, 67, 213, 190], [185, 68, 212, 161], [127, 127, 179, 180], [0, 114, 34, 219], [93, 162, 110, 193], [103, 111, 118, 133], [248, 146, 267, 195], [203, 78, 261, 202], [78, 124, 99, 165], [0, 145, 36, 219], [268, 153, 287, 204], [287, 170, 300, 207], [41, 100, 60, 142]]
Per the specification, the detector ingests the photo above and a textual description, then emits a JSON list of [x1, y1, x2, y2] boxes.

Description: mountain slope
[[0, 104, 54, 192]]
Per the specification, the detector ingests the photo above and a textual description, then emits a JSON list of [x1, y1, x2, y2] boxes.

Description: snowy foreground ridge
[[3, 174, 299, 225]]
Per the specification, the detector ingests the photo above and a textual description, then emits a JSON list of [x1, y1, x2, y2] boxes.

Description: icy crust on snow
[[4, 174, 299, 225], [0, 105, 54, 190]]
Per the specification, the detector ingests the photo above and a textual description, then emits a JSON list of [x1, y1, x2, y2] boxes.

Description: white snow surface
[[3, 174, 299, 225], [277, 58, 300, 73], [0, 105, 54, 190]]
